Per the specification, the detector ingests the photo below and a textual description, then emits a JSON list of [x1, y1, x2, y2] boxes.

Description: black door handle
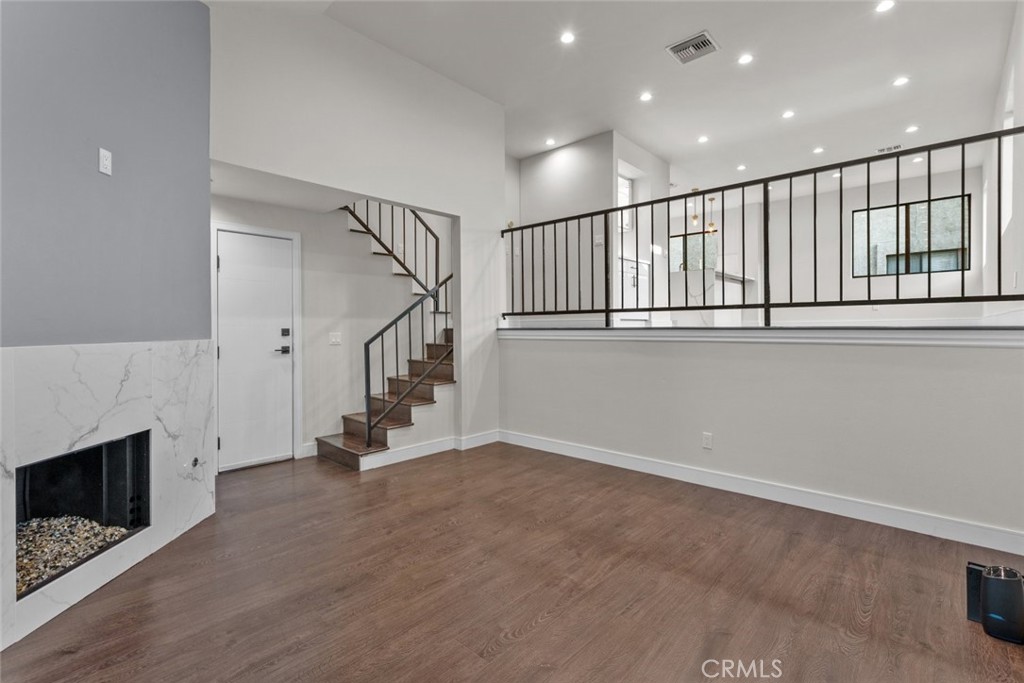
[[274, 346, 291, 354]]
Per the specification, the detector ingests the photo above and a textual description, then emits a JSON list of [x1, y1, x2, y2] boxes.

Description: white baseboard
[[456, 430, 500, 450], [302, 430, 498, 472], [219, 452, 293, 472], [360, 437, 456, 471], [498, 430, 1024, 555]]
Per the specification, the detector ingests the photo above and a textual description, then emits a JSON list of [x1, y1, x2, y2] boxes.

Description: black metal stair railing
[[363, 274, 453, 447], [500, 124, 1024, 327], [344, 200, 441, 294]]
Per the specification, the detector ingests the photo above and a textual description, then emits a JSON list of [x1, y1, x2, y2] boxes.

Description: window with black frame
[[852, 194, 970, 277], [669, 231, 719, 272]]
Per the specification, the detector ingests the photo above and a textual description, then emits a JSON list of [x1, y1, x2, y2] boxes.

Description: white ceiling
[[324, 1, 1016, 190]]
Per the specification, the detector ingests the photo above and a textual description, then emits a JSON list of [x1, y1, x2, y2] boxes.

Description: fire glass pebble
[[16, 516, 129, 596]]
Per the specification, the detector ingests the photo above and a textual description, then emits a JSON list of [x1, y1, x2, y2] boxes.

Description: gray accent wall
[[1, 1, 211, 347]]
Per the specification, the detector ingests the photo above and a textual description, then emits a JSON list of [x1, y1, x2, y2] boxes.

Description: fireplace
[[15, 431, 151, 598]]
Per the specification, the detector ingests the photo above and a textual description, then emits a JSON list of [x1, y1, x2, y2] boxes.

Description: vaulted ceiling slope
[[325, 1, 1015, 189]]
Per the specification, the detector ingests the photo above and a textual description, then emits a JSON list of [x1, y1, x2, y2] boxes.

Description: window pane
[[909, 196, 967, 255], [668, 234, 718, 272], [669, 236, 683, 272], [854, 196, 968, 277], [617, 177, 633, 231], [929, 249, 960, 272], [617, 176, 632, 207], [853, 206, 898, 276], [685, 233, 718, 271]]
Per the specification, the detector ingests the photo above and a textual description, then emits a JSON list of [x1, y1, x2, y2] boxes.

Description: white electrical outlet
[[702, 432, 713, 450], [98, 148, 112, 176], [328, 333, 342, 345]]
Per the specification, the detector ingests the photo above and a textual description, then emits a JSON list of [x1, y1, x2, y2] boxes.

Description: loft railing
[[363, 274, 453, 446], [345, 199, 441, 293], [501, 125, 1024, 328]]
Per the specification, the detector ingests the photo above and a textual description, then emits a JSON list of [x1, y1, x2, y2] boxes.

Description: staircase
[[316, 200, 454, 471]]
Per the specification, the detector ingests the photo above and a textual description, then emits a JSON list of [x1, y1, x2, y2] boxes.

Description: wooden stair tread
[[333, 209, 455, 472], [316, 433, 388, 456], [372, 392, 435, 407], [343, 412, 413, 429], [391, 373, 456, 386]]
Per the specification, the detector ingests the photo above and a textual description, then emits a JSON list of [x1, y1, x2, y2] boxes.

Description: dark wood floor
[[3, 444, 1023, 682]]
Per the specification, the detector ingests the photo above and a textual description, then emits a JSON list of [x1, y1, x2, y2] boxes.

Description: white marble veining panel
[[0, 349, 13, 643], [152, 340, 216, 536], [1, 340, 216, 648], [6, 344, 152, 466]]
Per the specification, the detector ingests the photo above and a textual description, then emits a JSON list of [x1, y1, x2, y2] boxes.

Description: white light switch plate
[[98, 148, 112, 176], [329, 333, 342, 346]]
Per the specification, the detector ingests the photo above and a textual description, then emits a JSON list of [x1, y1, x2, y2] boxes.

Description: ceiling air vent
[[666, 31, 719, 65], [876, 144, 903, 154]]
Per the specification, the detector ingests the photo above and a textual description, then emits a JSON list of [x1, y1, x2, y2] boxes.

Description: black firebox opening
[[15, 430, 151, 597]]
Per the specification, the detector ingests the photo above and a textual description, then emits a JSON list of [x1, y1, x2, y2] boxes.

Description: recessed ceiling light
[[893, 76, 909, 87], [905, 124, 919, 133], [738, 53, 753, 65], [545, 138, 556, 146], [832, 172, 842, 178], [737, 164, 747, 171], [768, 185, 774, 190], [560, 31, 575, 44], [639, 91, 653, 102], [913, 156, 924, 163], [698, 135, 709, 143], [876, 0, 895, 12], [782, 110, 795, 119], [813, 147, 824, 154]]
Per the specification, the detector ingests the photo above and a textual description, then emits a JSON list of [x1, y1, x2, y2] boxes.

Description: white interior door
[[217, 230, 294, 471]]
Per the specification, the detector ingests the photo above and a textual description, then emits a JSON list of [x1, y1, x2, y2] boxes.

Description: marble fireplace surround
[[1, 340, 216, 647]]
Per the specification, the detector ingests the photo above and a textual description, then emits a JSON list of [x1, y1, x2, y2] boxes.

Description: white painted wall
[[210, 4, 504, 441], [211, 196, 455, 451], [983, 0, 1024, 322], [510, 130, 676, 321], [614, 131, 670, 203], [505, 155, 521, 228], [499, 335, 1024, 551], [510, 132, 613, 317], [612, 132, 671, 324], [518, 131, 615, 225], [356, 200, 453, 292]]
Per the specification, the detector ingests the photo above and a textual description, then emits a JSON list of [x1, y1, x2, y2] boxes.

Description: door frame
[[211, 220, 304, 472]]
